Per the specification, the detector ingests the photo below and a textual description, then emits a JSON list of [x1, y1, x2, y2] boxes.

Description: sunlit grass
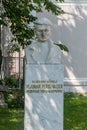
[[0, 93, 87, 130], [0, 109, 24, 130], [64, 93, 87, 130]]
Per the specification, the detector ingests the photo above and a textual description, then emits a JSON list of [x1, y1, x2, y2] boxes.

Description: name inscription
[[32, 80, 57, 83], [26, 89, 62, 93], [26, 80, 63, 93], [26, 84, 62, 89]]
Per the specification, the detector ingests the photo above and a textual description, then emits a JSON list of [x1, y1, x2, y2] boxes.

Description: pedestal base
[[24, 64, 64, 130]]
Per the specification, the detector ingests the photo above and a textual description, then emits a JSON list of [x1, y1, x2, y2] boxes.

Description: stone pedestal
[[24, 64, 64, 130]]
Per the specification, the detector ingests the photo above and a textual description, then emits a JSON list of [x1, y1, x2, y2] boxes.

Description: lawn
[[0, 93, 87, 130], [64, 93, 87, 130], [0, 109, 24, 130]]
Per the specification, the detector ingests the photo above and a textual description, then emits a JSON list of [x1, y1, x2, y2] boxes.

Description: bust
[[25, 17, 61, 64]]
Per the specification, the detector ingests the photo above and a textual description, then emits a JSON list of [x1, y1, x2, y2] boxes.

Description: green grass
[[0, 93, 87, 130], [0, 109, 24, 130], [64, 93, 87, 130]]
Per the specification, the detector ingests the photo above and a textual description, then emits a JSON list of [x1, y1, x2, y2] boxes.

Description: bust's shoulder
[[49, 40, 61, 50], [25, 40, 37, 50]]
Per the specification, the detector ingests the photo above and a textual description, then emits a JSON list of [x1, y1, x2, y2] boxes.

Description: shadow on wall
[[38, 5, 87, 79], [58, 5, 87, 79]]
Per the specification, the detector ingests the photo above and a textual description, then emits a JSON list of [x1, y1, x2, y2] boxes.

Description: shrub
[[0, 78, 4, 85], [4, 89, 24, 108], [0, 76, 24, 88], [4, 76, 18, 88]]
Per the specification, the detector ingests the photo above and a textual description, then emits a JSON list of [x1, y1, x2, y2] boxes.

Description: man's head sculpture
[[25, 17, 61, 64], [34, 17, 52, 42]]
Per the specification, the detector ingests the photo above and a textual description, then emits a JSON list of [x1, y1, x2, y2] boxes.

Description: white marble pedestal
[[24, 64, 64, 130]]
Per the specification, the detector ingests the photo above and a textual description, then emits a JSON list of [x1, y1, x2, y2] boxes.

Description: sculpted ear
[[29, 48, 34, 54]]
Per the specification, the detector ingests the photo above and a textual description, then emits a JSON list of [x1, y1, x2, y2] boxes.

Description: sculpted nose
[[41, 31, 44, 37]]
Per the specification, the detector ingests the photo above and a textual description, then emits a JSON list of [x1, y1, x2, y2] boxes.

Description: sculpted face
[[34, 17, 52, 42], [35, 24, 51, 42]]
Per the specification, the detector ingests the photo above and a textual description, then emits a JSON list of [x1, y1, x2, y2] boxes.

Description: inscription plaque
[[24, 64, 64, 130]]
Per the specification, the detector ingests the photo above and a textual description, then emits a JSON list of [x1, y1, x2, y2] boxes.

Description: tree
[[1, 0, 68, 51]]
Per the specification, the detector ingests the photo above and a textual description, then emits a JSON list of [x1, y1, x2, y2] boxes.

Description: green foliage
[[55, 43, 69, 52], [4, 76, 18, 87], [4, 89, 24, 108], [9, 44, 20, 52], [0, 76, 24, 88], [0, 78, 4, 85], [1, 0, 65, 48], [64, 92, 76, 98]]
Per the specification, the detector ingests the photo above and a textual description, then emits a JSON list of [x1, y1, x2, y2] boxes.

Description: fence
[[2, 57, 24, 78], [0, 56, 24, 89]]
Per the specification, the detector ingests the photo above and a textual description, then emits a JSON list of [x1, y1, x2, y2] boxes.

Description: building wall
[[37, 1, 87, 92], [1, 26, 24, 78], [1, 1, 87, 92]]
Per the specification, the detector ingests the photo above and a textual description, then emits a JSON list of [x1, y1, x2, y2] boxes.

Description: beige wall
[[58, 5, 87, 79], [37, 4, 87, 82], [2, 3, 87, 87]]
